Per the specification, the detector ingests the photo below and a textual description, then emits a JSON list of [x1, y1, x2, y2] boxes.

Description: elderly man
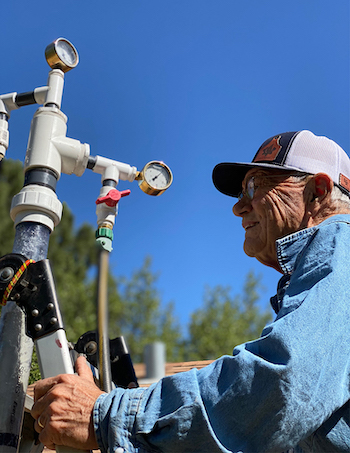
[[32, 130, 350, 452]]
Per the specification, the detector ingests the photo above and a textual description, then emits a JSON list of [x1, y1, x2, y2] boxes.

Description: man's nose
[[232, 197, 252, 217]]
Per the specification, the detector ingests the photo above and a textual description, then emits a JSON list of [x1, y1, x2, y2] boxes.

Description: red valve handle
[[96, 189, 131, 207]]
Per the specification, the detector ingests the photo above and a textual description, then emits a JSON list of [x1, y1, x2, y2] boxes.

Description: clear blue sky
[[1, 1, 349, 333]]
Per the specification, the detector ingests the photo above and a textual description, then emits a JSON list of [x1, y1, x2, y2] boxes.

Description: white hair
[[330, 184, 350, 208]]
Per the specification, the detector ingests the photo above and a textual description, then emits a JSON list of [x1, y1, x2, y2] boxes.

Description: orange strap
[[1, 259, 35, 306]]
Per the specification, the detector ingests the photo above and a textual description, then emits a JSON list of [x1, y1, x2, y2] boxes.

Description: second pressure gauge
[[137, 161, 173, 196]]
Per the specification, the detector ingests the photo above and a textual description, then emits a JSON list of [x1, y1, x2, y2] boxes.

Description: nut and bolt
[[0, 267, 14, 282], [85, 341, 97, 355]]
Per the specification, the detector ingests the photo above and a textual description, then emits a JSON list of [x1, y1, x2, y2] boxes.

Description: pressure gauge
[[137, 161, 173, 196], [45, 38, 79, 73]]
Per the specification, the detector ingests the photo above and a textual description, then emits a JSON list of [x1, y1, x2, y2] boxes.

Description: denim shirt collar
[[270, 215, 350, 314], [275, 226, 318, 275], [276, 214, 350, 274]]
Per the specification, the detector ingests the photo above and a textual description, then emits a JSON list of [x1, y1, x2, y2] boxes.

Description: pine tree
[[187, 272, 272, 360], [0, 159, 23, 256], [115, 257, 183, 362]]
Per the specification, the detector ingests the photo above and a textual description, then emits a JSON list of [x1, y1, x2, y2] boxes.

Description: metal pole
[[96, 249, 112, 393], [144, 342, 166, 381], [0, 223, 50, 453]]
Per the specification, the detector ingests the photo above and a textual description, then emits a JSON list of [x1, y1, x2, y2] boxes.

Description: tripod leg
[[35, 331, 91, 453], [36, 330, 74, 378], [0, 223, 49, 453], [0, 302, 33, 453]]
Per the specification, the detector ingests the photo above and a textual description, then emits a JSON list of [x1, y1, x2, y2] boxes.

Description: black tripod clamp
[[0, 254, 64, 340], [75, 330, 139, 389]]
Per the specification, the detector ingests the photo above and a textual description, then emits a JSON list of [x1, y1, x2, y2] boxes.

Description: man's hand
[[31, 355, 105, 451]]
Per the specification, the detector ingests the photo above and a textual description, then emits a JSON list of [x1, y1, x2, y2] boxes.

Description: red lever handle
[[96, 189, 131, 207]]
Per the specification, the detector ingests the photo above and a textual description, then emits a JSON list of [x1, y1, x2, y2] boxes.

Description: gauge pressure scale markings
[[137, 161, 173, 196]]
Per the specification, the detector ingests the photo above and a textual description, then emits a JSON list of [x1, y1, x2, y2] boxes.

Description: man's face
[[232, 168, 310, 271]]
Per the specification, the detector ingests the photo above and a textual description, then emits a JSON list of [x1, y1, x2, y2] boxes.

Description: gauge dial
[[56, 41, 77, 66], [137, 161, 173, 196], [45, 38, 79, 72]]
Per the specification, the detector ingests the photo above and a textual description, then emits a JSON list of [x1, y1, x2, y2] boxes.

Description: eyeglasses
[[238, 172, 305, 201], [238, 177, 256, 201]]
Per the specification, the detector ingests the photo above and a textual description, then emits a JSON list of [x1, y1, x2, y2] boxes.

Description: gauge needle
[[152, 173, 161, 181]]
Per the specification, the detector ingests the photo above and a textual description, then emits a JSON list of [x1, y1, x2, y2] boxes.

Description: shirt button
[[115, 448, 124, 453]]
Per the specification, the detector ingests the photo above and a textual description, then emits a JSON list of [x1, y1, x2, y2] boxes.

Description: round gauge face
[[55, 39, 78, 67], [45, 38, 79, 72], [144, 163, 171, 189]]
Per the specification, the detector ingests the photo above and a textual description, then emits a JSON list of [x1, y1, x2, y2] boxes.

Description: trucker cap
[[212, 130, 350, 198]]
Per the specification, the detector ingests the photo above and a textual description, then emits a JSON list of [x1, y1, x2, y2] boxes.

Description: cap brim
[[212, 162, 296, 197]]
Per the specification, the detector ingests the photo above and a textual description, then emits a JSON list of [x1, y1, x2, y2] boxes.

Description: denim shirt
[[94, 214, 350, 453]]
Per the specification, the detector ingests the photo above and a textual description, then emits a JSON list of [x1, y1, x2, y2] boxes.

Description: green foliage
[[115, 257, 183, 362], [28, 347, 41, 385], [49, 207, 184, 364], [0, 159, 23, 319], [187, 272, 272, 360], [0, 159, 183, 380], [0, 159, 23, 256], [48, 205, 99, 341], [81, 257, 183, 362]]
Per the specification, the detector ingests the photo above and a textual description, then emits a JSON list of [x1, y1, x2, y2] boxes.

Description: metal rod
[[96, 249, 112, 393]]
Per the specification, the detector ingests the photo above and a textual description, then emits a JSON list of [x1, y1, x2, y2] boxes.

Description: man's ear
[[310, 173, 333, 202]]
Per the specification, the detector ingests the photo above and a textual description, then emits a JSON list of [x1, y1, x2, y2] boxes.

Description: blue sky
[[1, 1, 349, 332]]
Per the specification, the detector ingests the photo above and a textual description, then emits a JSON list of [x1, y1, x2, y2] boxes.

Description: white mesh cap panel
[[285, 130, 350, 185]]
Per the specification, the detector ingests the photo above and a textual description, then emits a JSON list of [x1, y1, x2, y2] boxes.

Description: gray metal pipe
[[96, 248, 112, 393], [144, 342, 166, 381], [0, 222, 50, 453]]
